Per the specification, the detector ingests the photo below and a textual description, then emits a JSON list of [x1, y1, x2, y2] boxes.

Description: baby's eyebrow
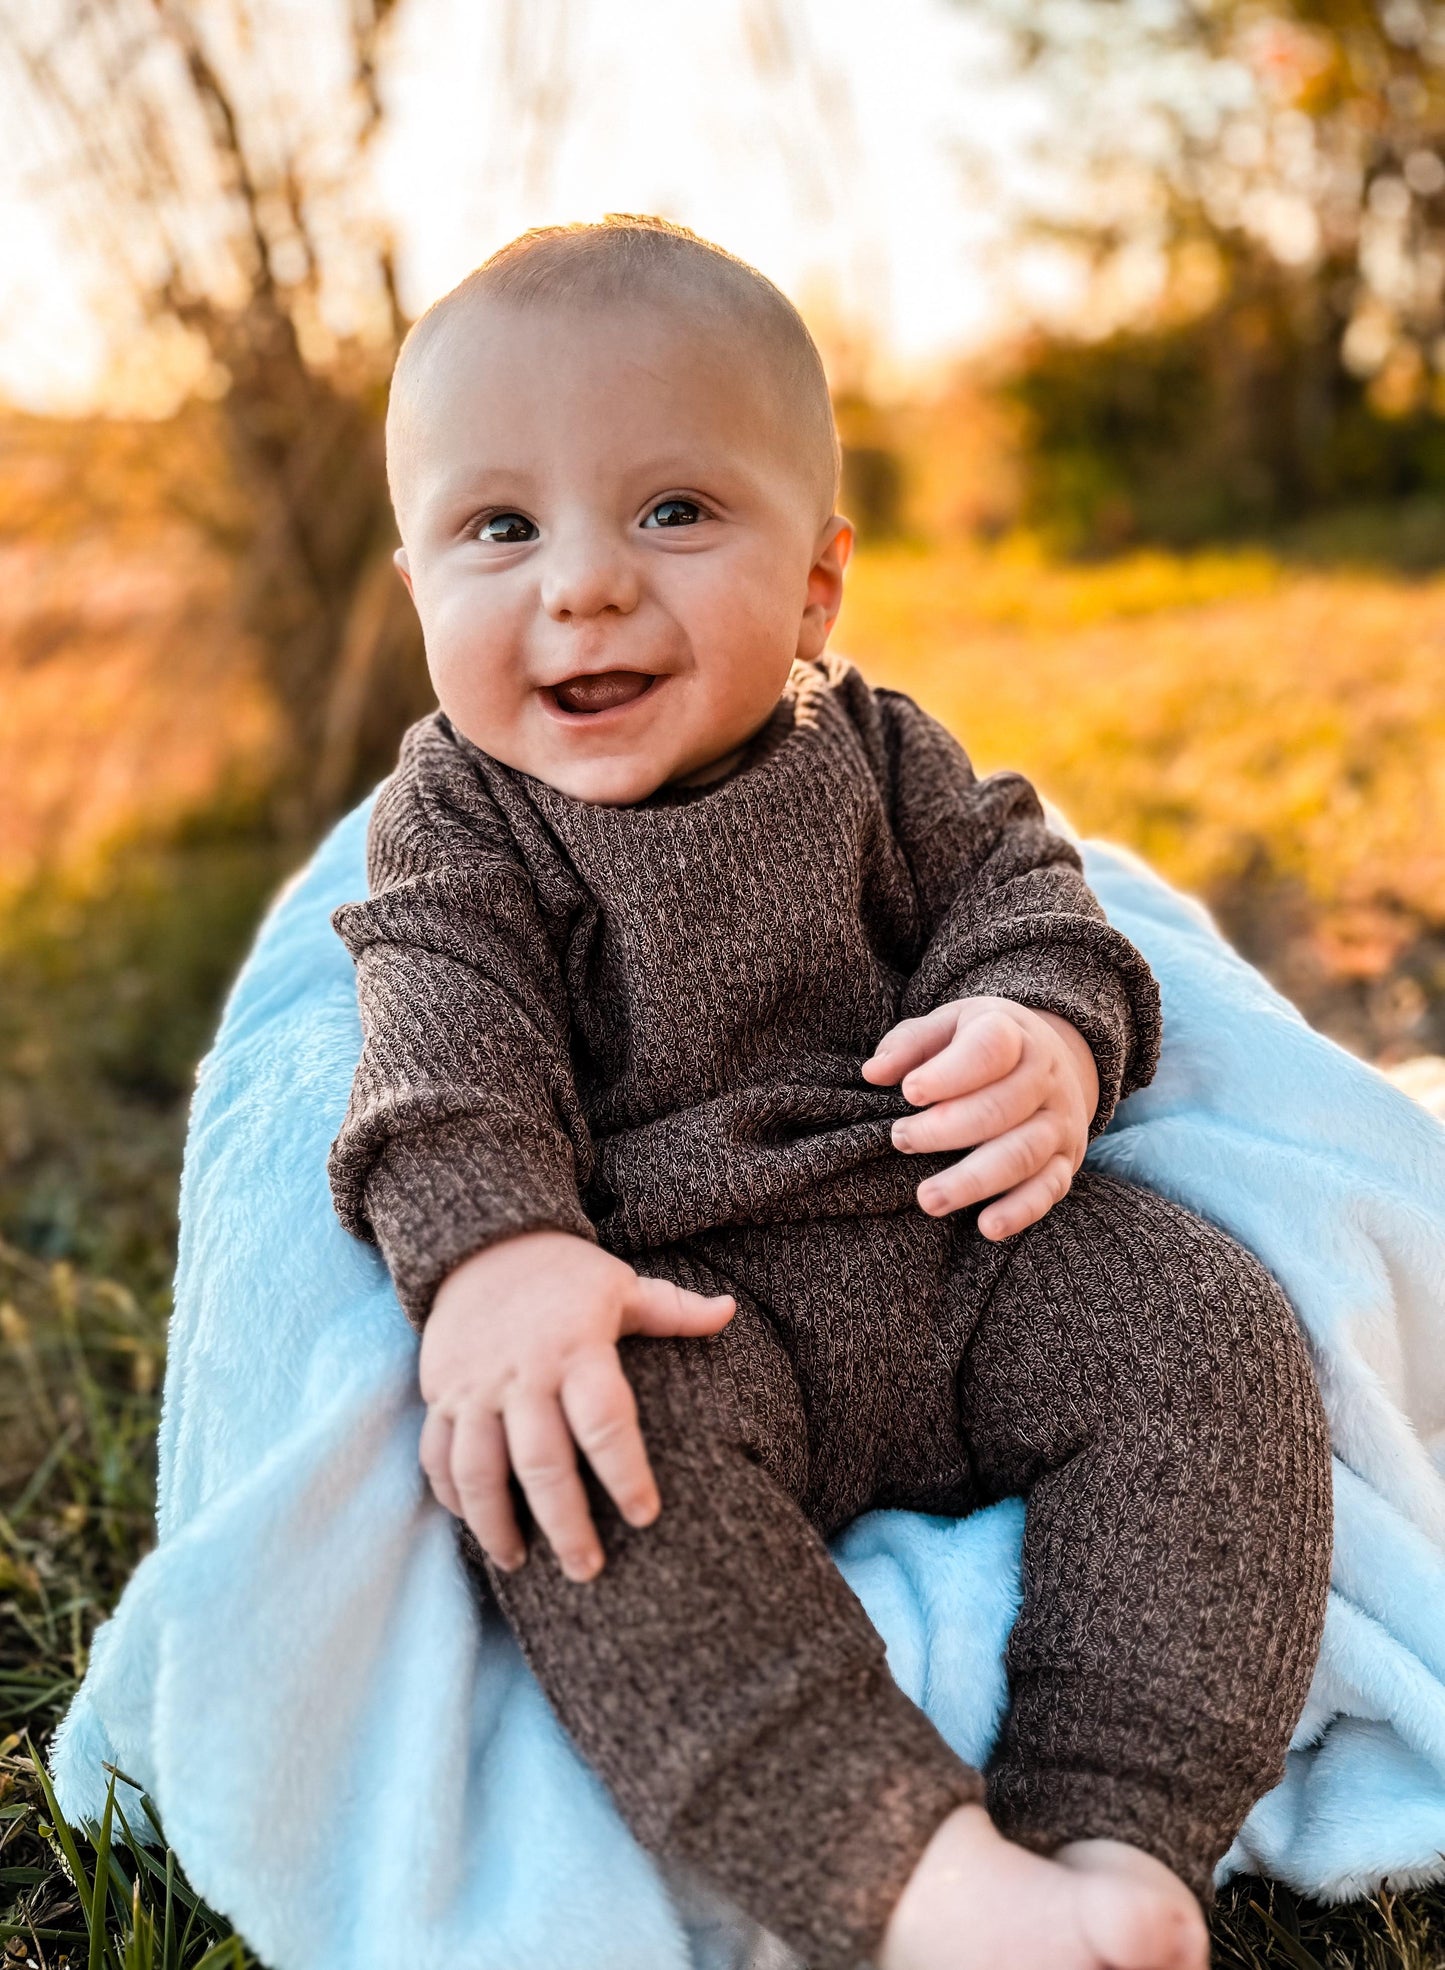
[[615, 455, 759, 505], [422, 466, 542, 525], [621, 443, 749, 477], [435, 465, 538, 500]]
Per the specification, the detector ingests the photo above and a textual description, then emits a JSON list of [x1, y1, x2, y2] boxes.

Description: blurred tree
[[984, 0, 1445, 552], [0, 0, 428, 827]]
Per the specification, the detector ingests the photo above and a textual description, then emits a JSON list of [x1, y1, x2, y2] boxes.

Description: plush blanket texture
[[49, 796, 1445, 1970]]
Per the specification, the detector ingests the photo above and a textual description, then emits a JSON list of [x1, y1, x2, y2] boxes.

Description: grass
[[4, 1741, 253, 1968], [0, 1240, 259, 1964], [0, 819, 284, 1966], [2, 531, 1445, 1963], [1211, 1878, 1445, 1968]]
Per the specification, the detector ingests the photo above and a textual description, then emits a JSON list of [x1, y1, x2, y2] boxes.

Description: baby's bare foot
[[1054, 1836, 1209, 1970], [878, 1805, 1208, 1970]]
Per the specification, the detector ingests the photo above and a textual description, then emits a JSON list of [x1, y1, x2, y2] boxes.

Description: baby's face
[[392, 299, 851, 804]]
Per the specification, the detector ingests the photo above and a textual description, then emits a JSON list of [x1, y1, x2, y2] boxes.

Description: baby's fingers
[[561, 1349, 660, 1531], [915, 1119, 1060, 1219], [624, 1273, 735, 1338], [899, 1006, 1024, 1106], [891, 1060, 1041, 1155], [419, 1406, 463, 1517], [861, 1003, 959, 1085], [976, 1155, 1076, 1241], [505, 1392, 603, 1583], [448, 1407, 525, 1573]]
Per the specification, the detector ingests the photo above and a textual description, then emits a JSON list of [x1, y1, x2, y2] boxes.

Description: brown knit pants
[[467, 1172, 1333, 1970]]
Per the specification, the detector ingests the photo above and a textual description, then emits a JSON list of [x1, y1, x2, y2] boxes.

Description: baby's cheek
[[689, 608, 800, 738], [427, 607, 527, 746]]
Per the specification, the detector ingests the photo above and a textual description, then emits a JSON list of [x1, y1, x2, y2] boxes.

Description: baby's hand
[[418, 1231, 734, 1583], [862, 997, 1100, 1240]]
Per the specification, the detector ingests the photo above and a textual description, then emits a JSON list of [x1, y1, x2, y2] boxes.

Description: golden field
[[842, 541, 1443, 918], [841, 541, 1445, 1060]]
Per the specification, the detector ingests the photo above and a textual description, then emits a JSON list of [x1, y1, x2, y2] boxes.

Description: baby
[[328, 217, 1333, 1970]]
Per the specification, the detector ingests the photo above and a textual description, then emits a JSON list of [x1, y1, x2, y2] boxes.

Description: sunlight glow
[[0, 0, 1044, 411]]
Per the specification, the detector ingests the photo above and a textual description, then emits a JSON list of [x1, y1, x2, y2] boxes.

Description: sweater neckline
[[465, 660, 830, 824]]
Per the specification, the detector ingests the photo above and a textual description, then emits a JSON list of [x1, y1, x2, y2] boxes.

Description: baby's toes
[[1077, 1876, 1208, 1970]]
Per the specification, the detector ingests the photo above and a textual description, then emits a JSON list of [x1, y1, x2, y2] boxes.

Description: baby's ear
[[393, 546, 415, 599], [798, 517, 854, 657]]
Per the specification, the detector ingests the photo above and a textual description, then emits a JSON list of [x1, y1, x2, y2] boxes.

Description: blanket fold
[[49, 798, 1445, 1970]]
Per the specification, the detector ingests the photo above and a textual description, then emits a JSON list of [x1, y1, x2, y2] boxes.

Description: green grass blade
[[190, 1938, 244, 1969], [104, 1795, 213, 1923], [24, 1735, 97, 1910], [5, 1420, 82, 1522], [89, 1778, 115, 1970], [123, 1877, 155, 1970], [104, 1825, 142, 1932], [108, 1792, 159, 1930], [101, 1761, 150, 1799], [163, 1845, 175, 1970], [177, 1889, 202, 1961]]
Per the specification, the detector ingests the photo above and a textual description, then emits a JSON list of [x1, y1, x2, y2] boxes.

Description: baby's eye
[[476, 512, 537, 544], [643, 498, 703, 529]]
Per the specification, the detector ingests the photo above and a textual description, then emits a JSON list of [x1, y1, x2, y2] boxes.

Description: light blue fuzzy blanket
[[49, 796, 1445, 1970]]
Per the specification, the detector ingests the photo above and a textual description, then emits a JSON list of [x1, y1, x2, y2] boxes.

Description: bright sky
[[0, 0, 1066, 413]]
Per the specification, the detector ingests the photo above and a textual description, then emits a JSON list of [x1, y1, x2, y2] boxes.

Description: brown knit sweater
[[328, 655, 1162, 1323]]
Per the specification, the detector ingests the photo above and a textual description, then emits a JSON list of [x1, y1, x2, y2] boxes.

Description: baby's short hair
[[387, 215, 841, 527]]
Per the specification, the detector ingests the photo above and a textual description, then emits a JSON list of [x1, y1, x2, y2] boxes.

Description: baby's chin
[[530, 750, 679, 807], [458, 726, 688, 807]]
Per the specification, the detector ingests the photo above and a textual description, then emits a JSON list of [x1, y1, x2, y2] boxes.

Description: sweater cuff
[[989, 1765, 1220, 1905], [361, 1114, 596, 1328], [957, 944, 1161, 1138]]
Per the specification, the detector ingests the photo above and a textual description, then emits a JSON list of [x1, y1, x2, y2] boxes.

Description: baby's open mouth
[[548, 670, 658, 716]]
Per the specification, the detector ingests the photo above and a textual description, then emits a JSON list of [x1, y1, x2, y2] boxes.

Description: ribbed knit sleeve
[[874, 689, 1161, 1134], [326, 723, 596, 1327]]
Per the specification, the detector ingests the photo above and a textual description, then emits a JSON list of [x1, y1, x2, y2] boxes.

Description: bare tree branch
[[0, 0, 427, 829]]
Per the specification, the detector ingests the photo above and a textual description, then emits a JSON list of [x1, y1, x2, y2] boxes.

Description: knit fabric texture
[[327, 654, 1163, 1323], [471, 1178, 1330, 1967]]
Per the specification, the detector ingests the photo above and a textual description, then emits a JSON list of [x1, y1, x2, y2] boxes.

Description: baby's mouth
[[548, 670, 657, 715]]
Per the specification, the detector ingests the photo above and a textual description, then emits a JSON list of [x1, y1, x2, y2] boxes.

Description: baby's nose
[[540, 530, 641, 620]]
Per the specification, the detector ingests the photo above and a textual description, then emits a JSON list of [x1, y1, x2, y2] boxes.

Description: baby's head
[[387, 216, 851, 805]]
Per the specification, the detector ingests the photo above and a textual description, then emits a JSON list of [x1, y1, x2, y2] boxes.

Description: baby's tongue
[[553, 670, 651, 714]]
